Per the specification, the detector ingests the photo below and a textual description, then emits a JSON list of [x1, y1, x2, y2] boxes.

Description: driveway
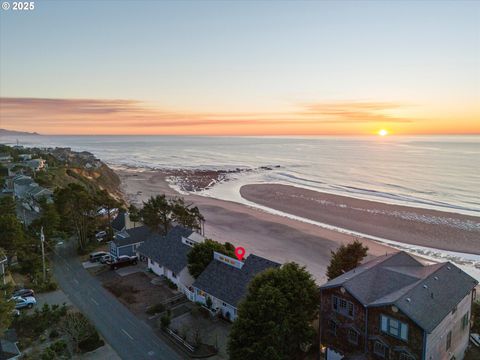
[[52, 242, 184, 360], [35, 289, 72, 307]]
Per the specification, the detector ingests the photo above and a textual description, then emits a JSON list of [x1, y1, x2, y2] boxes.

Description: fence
[[165, 328, 195, 352]]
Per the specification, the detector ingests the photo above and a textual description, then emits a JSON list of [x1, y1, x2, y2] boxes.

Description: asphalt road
[[52, 242, 184, 360]]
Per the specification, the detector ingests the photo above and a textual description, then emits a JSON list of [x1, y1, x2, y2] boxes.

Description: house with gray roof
[[0, 153, 12, 164], [24, 158, 46, 172], [109, 225, 154, 259], [193, 252, 281, 321], [137, 225, 205, 301], [319, 251, 478, 360], [12, 176, 38, 199]]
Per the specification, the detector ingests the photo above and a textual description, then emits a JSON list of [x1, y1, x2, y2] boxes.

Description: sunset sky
[[0, 0, 479, 135]]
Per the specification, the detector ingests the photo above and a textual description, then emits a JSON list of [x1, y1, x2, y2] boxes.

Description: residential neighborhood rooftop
[[112, 225, 155, 247], [111, 209, 126, 232], [193, 253, 281, 307], [137, 225, 195, 274], [320, 251, 478, 332]]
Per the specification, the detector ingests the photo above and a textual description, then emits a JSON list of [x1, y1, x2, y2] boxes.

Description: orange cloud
[[0, 97, 462, 136], [299, 101, 413, 123]]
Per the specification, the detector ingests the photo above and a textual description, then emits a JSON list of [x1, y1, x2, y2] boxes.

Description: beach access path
[[52, 241, 184, 360]]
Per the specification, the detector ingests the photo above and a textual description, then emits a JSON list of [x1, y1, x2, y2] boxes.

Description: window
[[172, 272, 176, 278], [332, 295, 354, 318], [347, 328, 358, 345], [446, 330, 452, 351], [380, 314, 408, 341], [462, 311, 469, 330], [399, 353, 414, 360], [373, 341, 387, 358], [328, 320, 337, 336]]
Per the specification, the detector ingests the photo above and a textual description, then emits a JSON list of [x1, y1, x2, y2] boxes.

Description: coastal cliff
[[0, 144, 123, 202]]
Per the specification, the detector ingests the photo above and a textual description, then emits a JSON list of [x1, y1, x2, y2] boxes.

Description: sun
[[378, 129, 389, 136]]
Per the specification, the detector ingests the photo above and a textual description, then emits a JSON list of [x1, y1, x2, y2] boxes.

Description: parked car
[[471, 333, 480, 347], [100, 254, 112, 264], [12, 288, 35, 298], [108, 255, 138, 270], [12, 296, 36, 309], [89, 251, 108, 263], [95, 231, 107, 242]]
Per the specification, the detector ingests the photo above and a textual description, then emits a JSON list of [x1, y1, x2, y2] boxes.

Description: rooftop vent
[[423, 284, 428, 289], [406, 298, 411, 303], [434, 276, 439, 280], [447, 266, 451, 270]]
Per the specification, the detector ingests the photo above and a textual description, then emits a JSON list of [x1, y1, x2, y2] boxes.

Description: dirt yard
[[169, 304, 232, 359], [97, 270, 178, 319]]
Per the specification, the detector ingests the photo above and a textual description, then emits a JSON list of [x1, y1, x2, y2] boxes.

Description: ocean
[[1, 135, 479, 216], [2, 134, 480, 280]]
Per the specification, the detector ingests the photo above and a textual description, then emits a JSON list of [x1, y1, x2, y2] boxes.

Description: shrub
[[49, 329, 59, 339], [165, 278, 178, 290], [146, 303, 166, 315], [160, 314, 171, 329], [78, 331, 104, 353], [40, 340, 69, 359], [49, 339, 67, 353], [13, 303, 68, 339], [206, 297, 212, 309], [41, 348, 56, 360]]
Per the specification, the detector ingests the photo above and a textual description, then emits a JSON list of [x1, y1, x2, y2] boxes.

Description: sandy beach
[[116, 168, 425, 283], [241, 184, 480, 255]]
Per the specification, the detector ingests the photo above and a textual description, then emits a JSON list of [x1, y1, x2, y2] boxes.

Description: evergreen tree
[[326, 239, 368, 280], [228, 263, 318, 360], [187, 239, 236, 278], [140, 195, 172, 235], [128, 204, 141, 227], [54, 183, 96, 250], [0, 196, 16, 217]]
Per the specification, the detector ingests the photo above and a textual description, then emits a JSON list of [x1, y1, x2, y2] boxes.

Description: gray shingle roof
[[193, 254, 281, 307], [137, 225, 194, 274], [111, 210, 126, 232], [113, 225, 153, 247], [320, 251, 478, 332], [14, 178, 35, 186]]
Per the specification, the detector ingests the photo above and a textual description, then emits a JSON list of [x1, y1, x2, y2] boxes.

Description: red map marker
[[235, 247, 245, 261]]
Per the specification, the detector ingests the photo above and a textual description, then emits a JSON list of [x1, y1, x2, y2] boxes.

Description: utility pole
[[40, 226, 46, 282]]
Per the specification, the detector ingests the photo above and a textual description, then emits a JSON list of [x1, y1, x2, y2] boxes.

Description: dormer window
[[332, 295, 354, 318]]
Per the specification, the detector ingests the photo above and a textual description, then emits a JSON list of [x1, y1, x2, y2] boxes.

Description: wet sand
[[116, 168, 426, 283], [240, 184, 480, 255]]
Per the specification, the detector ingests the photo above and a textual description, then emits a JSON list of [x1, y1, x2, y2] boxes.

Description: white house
[[137, 225, 205, 301], [0, 153, 12, 164], [18, 154, 32, 161], [192, 252, 281, 321], [25, 159, 46, 172]]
